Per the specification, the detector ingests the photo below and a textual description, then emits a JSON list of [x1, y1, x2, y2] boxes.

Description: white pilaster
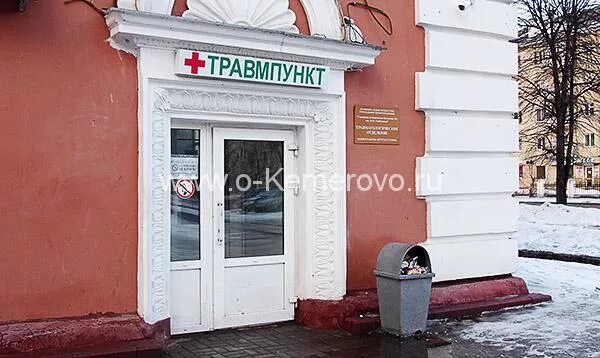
[[416, 0, 520, 282]]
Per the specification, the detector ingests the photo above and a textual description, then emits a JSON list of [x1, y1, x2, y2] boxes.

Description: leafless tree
[[517, 0, 600, 204]]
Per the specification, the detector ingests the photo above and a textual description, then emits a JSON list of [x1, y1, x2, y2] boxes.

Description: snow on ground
[[574, 188, 600, 197], [519, 196, 600, 204], [458, 258, 600, 357], [516, 203, 600, 256]]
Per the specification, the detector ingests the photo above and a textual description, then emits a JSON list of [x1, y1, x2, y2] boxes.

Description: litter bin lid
[[375, 243, 431, 276]]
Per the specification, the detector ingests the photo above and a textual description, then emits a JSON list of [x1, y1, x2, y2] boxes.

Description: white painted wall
[[416, 0, 520, 282]]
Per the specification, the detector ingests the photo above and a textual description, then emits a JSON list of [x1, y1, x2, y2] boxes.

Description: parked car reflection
[[225, 187, 284, 258]]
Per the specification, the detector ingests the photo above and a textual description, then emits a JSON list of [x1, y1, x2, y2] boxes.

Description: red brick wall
[[341, 0, 427, 290], [0, 1, 138, 321]]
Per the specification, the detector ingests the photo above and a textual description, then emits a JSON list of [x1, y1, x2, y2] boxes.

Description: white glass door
[[212, 128, 295, 329], [169, 127, 211, 334]]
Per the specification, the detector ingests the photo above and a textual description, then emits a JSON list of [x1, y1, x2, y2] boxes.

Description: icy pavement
[[516, 203, 600, 256], [166, 257, 599, 358], [431, 258, 600, 358]]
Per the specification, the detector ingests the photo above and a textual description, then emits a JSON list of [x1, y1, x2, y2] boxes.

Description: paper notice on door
[[171, 155, 198, 179]]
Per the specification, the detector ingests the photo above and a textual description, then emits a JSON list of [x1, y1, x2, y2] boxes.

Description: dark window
[[536, 166, 546, 180], [585, 133, 596, 147], [536, 109, 546, 122], [519, 164, 524, 178], [537, 137, 545, 150], [583, 103, 595, 116]]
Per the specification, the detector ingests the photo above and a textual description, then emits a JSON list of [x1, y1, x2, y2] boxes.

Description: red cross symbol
[[184, 52, 206, 75]]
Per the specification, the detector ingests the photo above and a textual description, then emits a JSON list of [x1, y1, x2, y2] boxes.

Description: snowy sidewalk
[[428, 204, 600, 357], [430, 258, 600, 358], [516, 203, 600, 257]]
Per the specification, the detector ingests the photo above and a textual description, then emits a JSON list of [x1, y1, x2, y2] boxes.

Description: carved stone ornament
[[143, 87, 342, 322], [183, 0, 299, 33]]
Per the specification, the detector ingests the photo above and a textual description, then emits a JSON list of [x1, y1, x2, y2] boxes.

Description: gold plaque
[[354, 105, 400, 145]]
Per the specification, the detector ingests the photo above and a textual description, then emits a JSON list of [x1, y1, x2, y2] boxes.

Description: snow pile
[[459, 258, 600, 357], [516, 203, 600, 256], [574, 188, 600, 198]]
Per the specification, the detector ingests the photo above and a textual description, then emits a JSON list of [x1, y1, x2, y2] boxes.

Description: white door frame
[[170, 124, 297, 334], [212, 127, 296, 329], [148, 80, 347, 329]]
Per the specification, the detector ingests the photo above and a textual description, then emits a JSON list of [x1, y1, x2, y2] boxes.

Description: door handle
[[216, 202, 224, 246]]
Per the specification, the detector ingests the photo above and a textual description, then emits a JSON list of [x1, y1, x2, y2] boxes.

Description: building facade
[[518, 30, 600, 189], [0, 0, 532, 353]]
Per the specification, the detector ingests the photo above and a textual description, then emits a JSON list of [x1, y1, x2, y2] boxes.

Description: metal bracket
[[287, 144, 299, 158]]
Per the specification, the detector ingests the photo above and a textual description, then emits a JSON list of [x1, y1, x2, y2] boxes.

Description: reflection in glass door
[[224, 140, 284, 259], [171, 129, 200, 262]]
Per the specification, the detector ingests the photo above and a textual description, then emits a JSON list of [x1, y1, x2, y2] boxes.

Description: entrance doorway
[[585, 166, 593, 187], [170, 126, 296, 334]]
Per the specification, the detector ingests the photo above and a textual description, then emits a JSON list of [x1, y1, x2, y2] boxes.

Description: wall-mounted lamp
[[343, 16, 366, 44], [457, 0, 473, 11]]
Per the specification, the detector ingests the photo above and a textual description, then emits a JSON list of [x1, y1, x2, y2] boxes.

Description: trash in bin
[[401, 256, 428, 275], [375, 243, 434, 337]]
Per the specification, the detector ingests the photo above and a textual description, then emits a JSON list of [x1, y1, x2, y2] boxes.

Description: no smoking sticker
[[175, 179, 196, 200]]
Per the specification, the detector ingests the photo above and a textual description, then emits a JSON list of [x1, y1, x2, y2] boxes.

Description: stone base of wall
[[296, 275, 551, 332], [0, 313, 169, 356]]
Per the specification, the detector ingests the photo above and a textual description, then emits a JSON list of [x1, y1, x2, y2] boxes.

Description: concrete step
[[341, 293, 552, 335]]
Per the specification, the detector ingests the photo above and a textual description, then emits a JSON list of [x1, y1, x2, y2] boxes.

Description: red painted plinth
[[296, 275, 551, 331], [0, 314, 168, 355]]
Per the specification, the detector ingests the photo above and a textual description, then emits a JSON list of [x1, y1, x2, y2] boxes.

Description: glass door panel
[[170, 129, 201, 262], [224, 140, 284, 259]]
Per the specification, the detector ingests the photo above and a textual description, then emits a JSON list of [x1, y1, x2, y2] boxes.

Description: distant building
[[517, 27, 600, 188]]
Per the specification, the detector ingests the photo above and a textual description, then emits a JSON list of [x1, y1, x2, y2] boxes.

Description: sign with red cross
[[175, 49, 328, 88]]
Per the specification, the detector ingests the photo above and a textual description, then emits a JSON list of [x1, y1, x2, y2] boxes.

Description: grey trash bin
[[374, 243, 434, 337]]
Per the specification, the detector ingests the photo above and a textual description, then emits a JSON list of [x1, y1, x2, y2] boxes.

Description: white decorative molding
[[106, 9, 381, 71], [117, 0, 174, 14], [145, 87, 341, 322], [116, 0, 344, 40], [183, 0, 299, 33], [146, 89, 171, 323], [299, 0, 343, 40], [312, 103, 338, 298], [160, 88, 318, 118]]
